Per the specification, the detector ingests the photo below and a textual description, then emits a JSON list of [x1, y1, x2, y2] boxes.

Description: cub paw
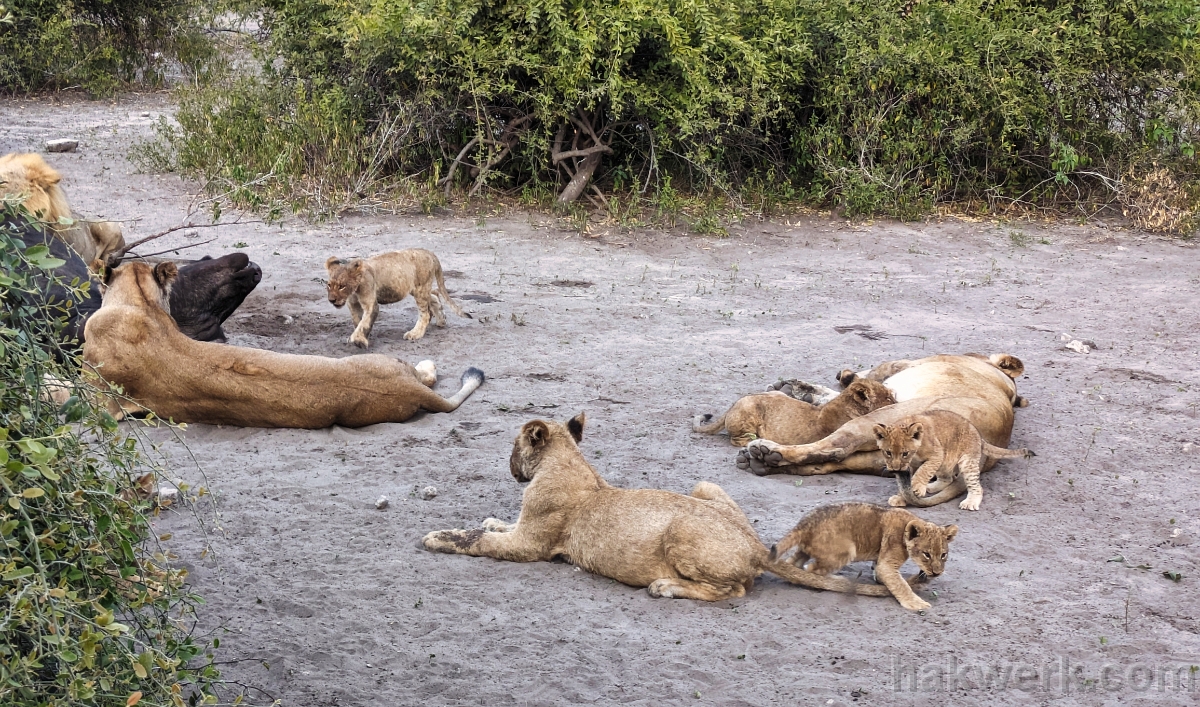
[[901, 596, 931, 612], [887, 495, 908, 507], [422, 528, 483, 553], [647, 579, 677, 598], [959, 497, 982, 511], [911, 483, 929, 497], [350, 335, 370, 349]]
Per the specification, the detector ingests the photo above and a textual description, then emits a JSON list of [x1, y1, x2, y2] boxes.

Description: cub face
[[873, 421, 924, 472], [508, 413, 586, 482], [324, 257, 364, 308], [842, 379, 897, 415], [903, 520, 958, 577]]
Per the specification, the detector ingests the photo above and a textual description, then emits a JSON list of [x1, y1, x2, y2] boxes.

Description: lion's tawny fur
[[0, 153, 125, 268], [770, 502, 957, 611], [423, 414, 920, 602], [325, 249, 468, 347], [83, 261, 483, 428], [694, 379, 896, 446], [876, 410, 1033, 511]]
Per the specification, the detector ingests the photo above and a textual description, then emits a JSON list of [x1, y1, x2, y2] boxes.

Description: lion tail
[[691, 411, 727, 434], [759, 556, 895, 597], [434, 263, 470, 319]]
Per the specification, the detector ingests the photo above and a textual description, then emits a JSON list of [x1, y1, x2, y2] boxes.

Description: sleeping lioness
[[83, 260, 484, 428], [693, 378, 896, 446], [0, 152, 125, 268], [739, 353, 1026, 476], [423, 413, 927, 602], [325, 249, 469, 347]]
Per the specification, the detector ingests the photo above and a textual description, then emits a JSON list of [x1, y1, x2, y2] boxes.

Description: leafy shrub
[[0, 203, 219, 706], [154, 0, 1199, 228], [0, 0, 213, 94]]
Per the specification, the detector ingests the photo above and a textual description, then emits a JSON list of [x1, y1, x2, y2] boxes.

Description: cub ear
[[153, 261, 178, 289], [350, 260, 365, 272], [325, 256, 344, 270], [908, 422, 923, 441], [567, 412, 586, 442], [853, 383, 869, 401], [521, 420, 551, 449], [944, 524, 959, 541], [873, 424, 888, 440], [905, 520, 920, 542]]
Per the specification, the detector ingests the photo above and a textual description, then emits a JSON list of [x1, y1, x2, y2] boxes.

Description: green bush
[[0, 204, 219, 706], [154, 0, 1199, 226], [0, 0, 213, 94]]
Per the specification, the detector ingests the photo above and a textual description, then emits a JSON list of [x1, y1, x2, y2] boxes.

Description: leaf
[[1163, 571, 1183, 582], [60, 649, 79, 663], [6, 496, 18, 510], [133, 662, 148, 679], [2, 567, 35, 581], [127, 691, 143, 706], [22, 487, 45, 498], [1107, 555, 1125, 563]]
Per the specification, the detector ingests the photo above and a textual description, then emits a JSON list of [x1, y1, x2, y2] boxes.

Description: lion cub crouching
[[875, 410, 1034, 511], [771, 503, 957, 611], [325, 249, 469, 347], [694, 379, 896, 447]]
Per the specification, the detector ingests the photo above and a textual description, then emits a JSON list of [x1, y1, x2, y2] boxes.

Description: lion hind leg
[[647, 578, 746, 601], [404, 289, 434, 341]]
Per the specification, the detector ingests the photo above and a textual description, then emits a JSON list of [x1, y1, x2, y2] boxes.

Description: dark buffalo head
[[169, 253, 262, 342]]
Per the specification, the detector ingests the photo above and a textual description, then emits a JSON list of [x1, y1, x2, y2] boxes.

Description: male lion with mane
[[83, 261, 483, 428]]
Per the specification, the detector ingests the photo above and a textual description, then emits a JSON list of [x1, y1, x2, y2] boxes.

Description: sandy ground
[[3, 95, 1200, 706]]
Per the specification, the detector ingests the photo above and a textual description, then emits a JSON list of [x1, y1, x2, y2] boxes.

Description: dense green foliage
[[0, 0, 212, 93], [0, 204, 219, 706], [155, 0, 1199, 225]]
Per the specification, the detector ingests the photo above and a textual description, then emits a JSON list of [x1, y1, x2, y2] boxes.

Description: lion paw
[[911, 483, 929, 498], [887, 494, 907, 507], [901, 596, 931, 612], [403, 329, 425, 341], [959, 496, 982, 511], [744, 439, 785, 473], [647, 579, 678, 598], [422, 528, 483, 553], [481, 518, 513, 532], [350, 335, 370, 348]]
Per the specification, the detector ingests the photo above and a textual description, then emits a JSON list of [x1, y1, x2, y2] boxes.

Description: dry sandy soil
[[3, 95, 1199, 706]]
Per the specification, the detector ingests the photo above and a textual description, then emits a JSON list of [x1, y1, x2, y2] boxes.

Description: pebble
[[375, 495, 389, 510], [45, 139, 78, 153], [421, 486, 438, 500]]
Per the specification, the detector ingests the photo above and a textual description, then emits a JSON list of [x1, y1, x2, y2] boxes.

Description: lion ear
[[350, 260, 365, 272], [153, 261, 178, 289], [905, 521, 920, 542], [944, 524, 959, 541], [908, 422, 923, 441], [325, 256, 343, 270], [873, 424, 887, 440], [521, 420, 551, 449], [567, 412, 586, 442], [853, 383, 869, 401]]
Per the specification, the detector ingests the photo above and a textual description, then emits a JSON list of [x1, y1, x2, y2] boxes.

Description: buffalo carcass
[[3, 214, 261, 347]]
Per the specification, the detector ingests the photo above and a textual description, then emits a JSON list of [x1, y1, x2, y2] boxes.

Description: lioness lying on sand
[[739, 353, 1026, 476], [326, 249, 469, 347], [83, 260, 483, 428], [424, 413, 928, 602], [770, 503, 956, 611], [693, 378, 896, 446], [0, 153, 125, 268]]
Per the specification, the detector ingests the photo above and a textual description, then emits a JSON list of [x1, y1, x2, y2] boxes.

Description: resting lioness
[[739, 353, 1025, 476], [423, 413, 927, 602], [877, 411, 1033, 511], [770, 503, 956, 611], [0, 152, 125, 268], [83, 260, 484, 428], [325, 249, 469, 347], [693, 378, 896, 446]]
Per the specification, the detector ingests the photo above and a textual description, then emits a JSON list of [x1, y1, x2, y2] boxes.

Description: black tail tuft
[[462, 367, 485, 385]]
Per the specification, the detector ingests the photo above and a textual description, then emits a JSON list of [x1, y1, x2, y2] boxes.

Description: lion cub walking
[[325, 249, 469, 347], [875, 410, 1033, 511], [693, 379, 896, 447], [771, 503, 957, 611]]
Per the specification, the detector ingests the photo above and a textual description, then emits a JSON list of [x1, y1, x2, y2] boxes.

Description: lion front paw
[[403, 328, 425, 341], [744, 439, 785, 473], [422, 528, 483, 553], [900, 596, 931, 612], [350, 334, 370, 348], [959, 496, 982, 511], [647, 579, 679, 598], [911, 482, 929, 498], [887, 494, 908, 507]]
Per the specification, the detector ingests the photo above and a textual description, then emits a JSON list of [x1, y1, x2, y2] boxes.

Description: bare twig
[[128, 238, 219, 260]]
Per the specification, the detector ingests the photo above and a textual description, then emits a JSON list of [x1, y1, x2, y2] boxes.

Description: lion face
[[873, 421, 924, 472], [324, 257, 364, 308], [101, 260, 178, 314], [509, 413, 586, 482], [843, 378, 896, 415], [903, 520, 957, 577]]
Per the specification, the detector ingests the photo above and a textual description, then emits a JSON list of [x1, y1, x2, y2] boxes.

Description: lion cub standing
[[875, 410, 1033, 511], [694, 379, 896, 447], [325, 249, 469, 347], [771, 503, 957, 611]]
